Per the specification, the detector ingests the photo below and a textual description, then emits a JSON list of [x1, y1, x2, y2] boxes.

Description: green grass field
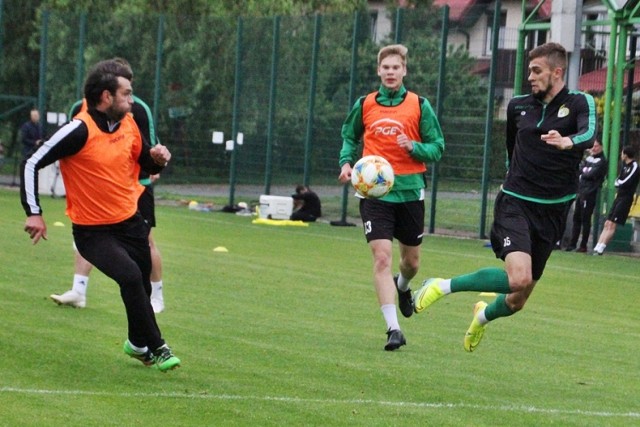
[[1, 187, 639, 426]]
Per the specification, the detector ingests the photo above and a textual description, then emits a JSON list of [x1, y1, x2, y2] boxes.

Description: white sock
[[440, 279, 452, 294], [396, 273, 411, 292], [72, 275, 89, 295], [127, 340, 148, 354], [381, 304, 400, 331], [594, 243, 606, 253], [476, 307, 489, 325], [151, 280, 163, 299]]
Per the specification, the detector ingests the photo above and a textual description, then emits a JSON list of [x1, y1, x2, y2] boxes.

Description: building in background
[[368, 0, 626, 118]]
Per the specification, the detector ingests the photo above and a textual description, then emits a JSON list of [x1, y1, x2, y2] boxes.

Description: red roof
[[579, 66, 640, 94], [432, 0, 478, 21], [433, 0, 552, 22], [530, 0, 552, 19]]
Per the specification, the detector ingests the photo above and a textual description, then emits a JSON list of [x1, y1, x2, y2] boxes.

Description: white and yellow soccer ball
[[351, 155, 395, 199]]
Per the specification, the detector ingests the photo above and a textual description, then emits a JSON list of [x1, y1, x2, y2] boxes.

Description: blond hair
[[377, 44, 408, 66]]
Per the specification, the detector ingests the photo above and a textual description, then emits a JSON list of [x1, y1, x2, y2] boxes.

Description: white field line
[[1, 387, 639, 419]]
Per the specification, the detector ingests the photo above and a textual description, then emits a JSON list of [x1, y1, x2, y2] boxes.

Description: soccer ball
[[351, 155, 394, 198]]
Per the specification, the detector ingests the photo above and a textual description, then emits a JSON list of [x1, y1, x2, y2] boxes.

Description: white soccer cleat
[[50, 290, 86, 308], [151, 297, 165, 314]]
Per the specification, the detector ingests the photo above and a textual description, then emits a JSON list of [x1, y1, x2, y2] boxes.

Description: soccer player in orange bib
[[338, 44, 445, 351], [21, 59, 180, 371]]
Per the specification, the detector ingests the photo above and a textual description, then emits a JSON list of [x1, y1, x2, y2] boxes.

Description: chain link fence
[[5, 7, 525, 236]]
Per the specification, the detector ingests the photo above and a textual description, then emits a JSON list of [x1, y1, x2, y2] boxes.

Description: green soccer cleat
[[412, 278, 445, 314], [153, 345, 181, 372], [464, 301, 488, 352], [123, 340, 154, 366]]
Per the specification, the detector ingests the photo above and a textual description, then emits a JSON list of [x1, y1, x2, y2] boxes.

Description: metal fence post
[[37, 10, 48, 126], [303, 14, 321, 186], [429, 5, 448, 234], [335, 11, 360, 227], [74, 12, 86, 100], [153, 14, 165, 131], [227, 16, 243, 209], [264, 15, 280, 196], [479, 0, 501, 239]]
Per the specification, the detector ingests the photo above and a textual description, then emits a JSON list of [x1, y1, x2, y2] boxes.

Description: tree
[[2, 1, 495, 185]]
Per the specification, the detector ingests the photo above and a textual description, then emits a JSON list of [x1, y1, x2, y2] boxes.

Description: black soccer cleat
[[384, 329, 406, 351], [394, 274, 413, 318]]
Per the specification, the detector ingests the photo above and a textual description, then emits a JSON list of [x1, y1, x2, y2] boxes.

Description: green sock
[[450, 267, 511, 294], [484, 294, 514, 321]]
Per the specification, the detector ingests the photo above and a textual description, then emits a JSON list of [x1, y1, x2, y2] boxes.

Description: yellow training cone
[[53, 221, 65, 227], [213, 246, 229, 252]]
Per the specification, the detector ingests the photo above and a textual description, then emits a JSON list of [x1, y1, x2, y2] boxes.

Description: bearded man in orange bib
[[21, 59, 180, 372]]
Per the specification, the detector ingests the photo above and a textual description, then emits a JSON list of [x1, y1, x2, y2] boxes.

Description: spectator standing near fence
[[20, 108, 43, 159], [593, 146, 639, 255], [21, 58, 180, 371], [338, 44, 445, 351], [565, 139, 607, 252], [412, 42, 596, 352]]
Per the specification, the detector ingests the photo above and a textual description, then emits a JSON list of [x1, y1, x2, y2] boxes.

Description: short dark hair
[[83, 59, 133, 108], [622, 145, 636, 159], [112, 57, 134, 79], [529, 42, 567, 74]]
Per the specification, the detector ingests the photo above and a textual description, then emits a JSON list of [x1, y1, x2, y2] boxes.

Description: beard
[[105, 104, 128, 121], [532, 80, 553, 100]]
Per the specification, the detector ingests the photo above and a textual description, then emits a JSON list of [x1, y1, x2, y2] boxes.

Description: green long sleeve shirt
[[339, 85, 445, 202]]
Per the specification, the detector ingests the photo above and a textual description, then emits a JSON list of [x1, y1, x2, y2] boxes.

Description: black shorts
[[137, 185, 156, 227], [359, 198, 425, 246], [490, 192, 571, 280], [607, 195, 634, 225]]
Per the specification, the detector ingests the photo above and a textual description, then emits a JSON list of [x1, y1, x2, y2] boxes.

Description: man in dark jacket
[[290, 185, 322, 222], [413, 42, 596, 352], [566, 139, 607, 252], [20, 108, 43, 159]]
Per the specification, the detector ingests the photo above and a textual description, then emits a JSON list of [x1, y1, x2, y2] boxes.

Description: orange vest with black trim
[[60, 111, 144, 225], [362, 91, 426, 175]]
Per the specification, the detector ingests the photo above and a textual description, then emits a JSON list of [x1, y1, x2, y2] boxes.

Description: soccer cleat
[[153, 345, 181, 372], [384, 329, 406, 351], [123, 340, 154, 366], [576, 247, 587, 253], [50, 290, 86, 308], [394, 274, 413, 318], [150, 297, 165, 314], [464, 301, 488, 352], [413, 278, 445, 314]]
